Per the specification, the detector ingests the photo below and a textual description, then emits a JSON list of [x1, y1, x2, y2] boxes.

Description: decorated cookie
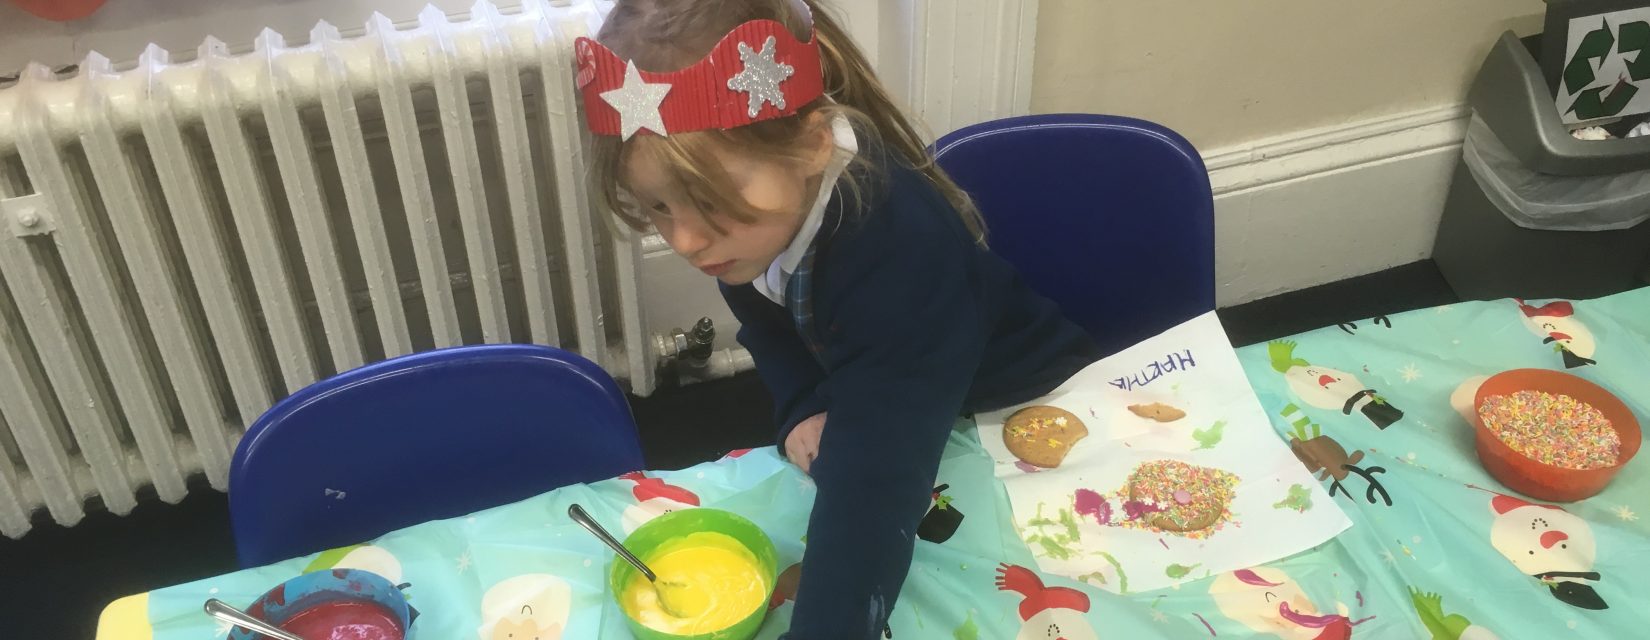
[[1003, 406, 1088, 468], [1128, 402, 1187, 422], [1126, 459, 1238, 533]]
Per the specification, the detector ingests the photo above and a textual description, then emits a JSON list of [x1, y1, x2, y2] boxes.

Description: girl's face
[[623, 122, 834, 286]]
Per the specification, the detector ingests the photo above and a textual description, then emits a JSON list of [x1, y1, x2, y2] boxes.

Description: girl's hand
[[786, 412, 828, 474]]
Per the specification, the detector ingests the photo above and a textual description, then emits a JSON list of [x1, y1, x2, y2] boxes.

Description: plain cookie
[[1128, 402, 1187, 422]]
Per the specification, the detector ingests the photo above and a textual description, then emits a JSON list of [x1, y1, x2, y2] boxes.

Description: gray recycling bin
[[1432, 32, 1650, 301]]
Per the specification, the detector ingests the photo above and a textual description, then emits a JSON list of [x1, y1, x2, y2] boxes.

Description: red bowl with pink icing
[[229, 569, 412, 640]]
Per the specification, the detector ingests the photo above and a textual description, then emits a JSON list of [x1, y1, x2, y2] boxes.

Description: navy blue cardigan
[[721, 155, 1100, 639]]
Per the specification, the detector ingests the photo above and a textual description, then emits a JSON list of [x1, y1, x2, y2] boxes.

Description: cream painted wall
[[1031, 0, 1547, 150]]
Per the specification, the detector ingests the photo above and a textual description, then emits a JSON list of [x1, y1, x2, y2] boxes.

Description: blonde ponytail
[[806, 2, 985, 242]]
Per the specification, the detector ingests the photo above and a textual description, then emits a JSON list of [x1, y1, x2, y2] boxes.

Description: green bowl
[[609, 508, 778, 640]]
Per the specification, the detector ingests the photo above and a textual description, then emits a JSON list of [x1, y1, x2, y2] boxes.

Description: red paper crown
[[575, 17, 824, 139]]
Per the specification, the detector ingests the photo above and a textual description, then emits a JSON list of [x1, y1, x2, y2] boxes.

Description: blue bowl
[[228, 569, 413, 640]]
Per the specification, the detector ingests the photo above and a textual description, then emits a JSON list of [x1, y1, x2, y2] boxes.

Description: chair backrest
[[230, 344, 642, 566], [935, 114, 1216, 356]]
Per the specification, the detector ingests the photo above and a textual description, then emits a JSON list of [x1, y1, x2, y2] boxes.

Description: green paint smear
[[1165, 563, 1200, 579], [1193, 420, 1227, 450], [1273, 483, 1313, 512], [1023, 503, 1085, 561], [1060, 506, 1080, 539], [953, 612, 979, 640], [1098, 550, 1129, 594]]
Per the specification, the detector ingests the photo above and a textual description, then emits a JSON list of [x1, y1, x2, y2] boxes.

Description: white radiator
[[0, 0, 661, 538]]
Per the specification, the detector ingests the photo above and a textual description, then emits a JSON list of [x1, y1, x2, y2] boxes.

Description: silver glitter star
[[600, 60, 671, 140], [727, 36, 795, 118]]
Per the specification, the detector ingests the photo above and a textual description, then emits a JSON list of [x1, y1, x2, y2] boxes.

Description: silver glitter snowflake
[[727, 36, 795, 118]]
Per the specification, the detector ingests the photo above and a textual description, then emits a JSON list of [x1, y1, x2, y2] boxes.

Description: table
[[99, 287, 1650, 639]]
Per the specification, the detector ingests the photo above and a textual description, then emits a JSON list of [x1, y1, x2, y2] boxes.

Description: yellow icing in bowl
[[620, 532, 768, 635]]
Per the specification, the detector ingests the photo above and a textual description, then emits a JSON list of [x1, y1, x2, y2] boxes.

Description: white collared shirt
[[752, 115, 860, 305]]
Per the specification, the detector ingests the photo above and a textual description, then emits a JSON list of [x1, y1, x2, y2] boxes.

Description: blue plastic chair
[[230, 344, 643, 567], [934, 114, 1216, 356]]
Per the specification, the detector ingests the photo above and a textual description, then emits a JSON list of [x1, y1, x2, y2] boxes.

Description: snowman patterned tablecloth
[[99, 288, 1650, 639]]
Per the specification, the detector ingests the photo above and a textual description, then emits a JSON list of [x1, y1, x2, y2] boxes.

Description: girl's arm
[[783, 218, 986, 640], [721, 283, 831, 445]]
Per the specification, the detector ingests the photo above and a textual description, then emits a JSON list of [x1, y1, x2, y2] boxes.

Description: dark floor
[[0, 260, 1459, 638]]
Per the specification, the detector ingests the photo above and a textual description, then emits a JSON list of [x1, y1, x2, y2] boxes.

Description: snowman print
[[302, 544, 407, 588], [1514, 299, 1597, 368], [1210, 567, 1370, 640], [477, 574, 572, 640], [1482, 491, 1606, 610], [619, 472, 701, 534], [1268, 341, 1404, 430], [330, 545, 404, 585], [995, 564, 1099, 640]]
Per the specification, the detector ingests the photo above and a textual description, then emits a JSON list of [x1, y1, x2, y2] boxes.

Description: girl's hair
[[589, 0, 984, 242]]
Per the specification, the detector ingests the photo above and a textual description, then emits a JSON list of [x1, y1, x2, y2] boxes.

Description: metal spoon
[[204, 598, 308, 640], [567, 503, 694, 617]]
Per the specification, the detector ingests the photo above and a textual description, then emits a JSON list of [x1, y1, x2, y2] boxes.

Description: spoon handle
[[568, 503, 658, 582], [204, 598, 308, 640]]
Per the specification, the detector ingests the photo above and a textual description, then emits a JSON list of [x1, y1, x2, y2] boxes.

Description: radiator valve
[[684, 317, 716, 365], [656, 317, 717, 369]]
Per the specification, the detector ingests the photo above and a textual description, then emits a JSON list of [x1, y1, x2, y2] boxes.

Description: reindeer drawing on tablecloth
[[1282, 404, 1391, 506]]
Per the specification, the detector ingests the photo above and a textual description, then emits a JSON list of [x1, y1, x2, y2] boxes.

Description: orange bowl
[[1472, 369, 1642, 502]]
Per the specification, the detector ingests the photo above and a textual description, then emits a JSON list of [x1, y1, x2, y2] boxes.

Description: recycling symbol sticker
[[1559, 12, 1650, 123]]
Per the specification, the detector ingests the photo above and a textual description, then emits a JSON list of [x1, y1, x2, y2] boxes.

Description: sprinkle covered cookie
[[1125, 459, 1239, 533]]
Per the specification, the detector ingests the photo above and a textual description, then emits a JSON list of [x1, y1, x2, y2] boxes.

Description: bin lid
[[1464, 115, 1650, 231]]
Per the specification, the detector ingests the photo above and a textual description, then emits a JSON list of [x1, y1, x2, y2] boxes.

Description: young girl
[[578, 1, 1100, 637]]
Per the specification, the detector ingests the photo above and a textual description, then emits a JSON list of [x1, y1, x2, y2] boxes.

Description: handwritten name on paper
[[1109, 349, 1197, 391]]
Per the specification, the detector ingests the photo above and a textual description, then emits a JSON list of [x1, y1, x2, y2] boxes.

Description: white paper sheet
[[979, 311, 1352, 594]]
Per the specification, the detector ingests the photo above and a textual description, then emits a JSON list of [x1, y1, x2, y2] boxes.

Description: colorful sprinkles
[[1119, 460, 1239, 539], [1479, 390, 1619, 470], [1009, 415, 1070, 440]]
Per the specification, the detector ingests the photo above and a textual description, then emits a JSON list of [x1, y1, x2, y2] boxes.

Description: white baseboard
[[1205, 105, 1472, 306]]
